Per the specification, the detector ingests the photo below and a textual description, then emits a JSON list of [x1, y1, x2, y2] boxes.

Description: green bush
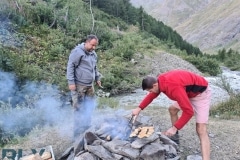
[[225, 57, 240, 71], [214, 48, 240, 71], [210, 94, 240, 119], [184, 55, 221, 76], [0, 47, 15, 72]]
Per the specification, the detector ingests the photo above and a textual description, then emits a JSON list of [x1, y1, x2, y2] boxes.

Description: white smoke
[[0, 70, 16, 101], [0, 70, 131, 143], [0, 70, 72, 138]]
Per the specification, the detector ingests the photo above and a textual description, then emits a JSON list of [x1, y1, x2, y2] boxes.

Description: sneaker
[[170, 131, 180, 145]]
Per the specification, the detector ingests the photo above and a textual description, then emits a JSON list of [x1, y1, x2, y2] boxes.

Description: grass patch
[[210, 93, 240, 120], [97, 97, 119, 109]]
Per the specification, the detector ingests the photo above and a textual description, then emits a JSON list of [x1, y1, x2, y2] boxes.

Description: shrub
[[210, 93, 240, 119], [184, 55, 221, 76], [0, 48, 15, 72]]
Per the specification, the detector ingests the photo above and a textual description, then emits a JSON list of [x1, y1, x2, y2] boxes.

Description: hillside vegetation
[[0, 0, 220, 95]]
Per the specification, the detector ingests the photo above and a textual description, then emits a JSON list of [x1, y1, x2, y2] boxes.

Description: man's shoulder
[[91, 51, 98, 59], [71, 45, 85, 55], [93, 51, 97, 56]]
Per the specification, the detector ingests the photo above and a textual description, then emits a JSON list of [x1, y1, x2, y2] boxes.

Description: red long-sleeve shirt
[[139, 70, 208, 130]]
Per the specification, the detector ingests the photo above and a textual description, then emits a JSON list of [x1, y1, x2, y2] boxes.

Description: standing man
[[132, 70, 211, 160], [67, 34, 101, 139]]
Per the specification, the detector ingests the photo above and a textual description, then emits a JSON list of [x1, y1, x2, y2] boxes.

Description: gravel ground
[[143, 107, 240, 160]]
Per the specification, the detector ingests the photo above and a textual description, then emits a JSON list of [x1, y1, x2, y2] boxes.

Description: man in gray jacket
[[67, 34, 101, 139]]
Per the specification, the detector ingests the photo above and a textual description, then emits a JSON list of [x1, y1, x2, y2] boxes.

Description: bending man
[[132, 70, 211, 160]]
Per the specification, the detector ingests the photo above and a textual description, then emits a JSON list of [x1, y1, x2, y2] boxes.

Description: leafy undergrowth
[[210, 93, 240, 120]]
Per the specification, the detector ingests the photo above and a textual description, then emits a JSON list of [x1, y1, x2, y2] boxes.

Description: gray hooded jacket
[[67, 43, 100, 86]]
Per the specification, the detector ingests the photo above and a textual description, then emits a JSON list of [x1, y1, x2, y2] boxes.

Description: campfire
[[59, 114, 180, 160]]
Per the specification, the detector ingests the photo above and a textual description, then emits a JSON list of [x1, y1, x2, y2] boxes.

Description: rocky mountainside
[[130, 0, 240, 53], [140, 51, 202, 76]]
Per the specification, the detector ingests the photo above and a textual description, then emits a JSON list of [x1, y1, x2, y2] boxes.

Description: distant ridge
[[130, 0, 240, 53]]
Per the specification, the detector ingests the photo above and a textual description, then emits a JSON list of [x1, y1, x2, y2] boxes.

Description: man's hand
[[163, 126, 178, 136], [96, 81, 102, 88], [69, 84, 76, 91], [132, 107, 142, 116]]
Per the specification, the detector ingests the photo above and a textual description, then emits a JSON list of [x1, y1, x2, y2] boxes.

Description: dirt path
[[143, 106, 240, 160]]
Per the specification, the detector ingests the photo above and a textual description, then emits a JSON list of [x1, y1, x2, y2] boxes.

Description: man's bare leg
[[168, 105, 180, 144], [196, 123, 210, 160], [168, 105, 180, 125]]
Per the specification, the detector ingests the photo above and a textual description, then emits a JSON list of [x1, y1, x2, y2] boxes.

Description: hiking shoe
[[170, 131, 180, 145]]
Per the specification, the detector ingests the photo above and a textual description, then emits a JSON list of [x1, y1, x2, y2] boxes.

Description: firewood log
[[19, 153, 42, 160], [41, 152, 52, 160]]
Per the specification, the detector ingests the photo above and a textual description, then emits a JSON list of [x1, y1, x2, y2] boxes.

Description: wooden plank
[[129, 126, 155, 138]]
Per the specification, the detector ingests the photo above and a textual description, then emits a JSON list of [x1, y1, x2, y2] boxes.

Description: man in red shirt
[[132, 70, 211, 160]]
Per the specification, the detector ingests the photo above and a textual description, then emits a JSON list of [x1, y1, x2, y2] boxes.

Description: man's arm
[[93, 51, 100, 81], [139, 92, 159, 110], [132, 92, 159, 116], [163, 87, 194, 136], [67, 56, 76, 85], [172, 88, 194, 130], [66, 49, 82, 88], [92, 51, 102, 87]]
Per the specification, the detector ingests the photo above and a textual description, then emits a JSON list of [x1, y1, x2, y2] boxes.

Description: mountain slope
[[130, 0, 210, 28], [130, 0, 240, 53]]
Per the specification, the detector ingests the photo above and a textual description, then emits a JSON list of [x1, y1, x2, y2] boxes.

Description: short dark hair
[[86, 34, 98, 42], [142, 76, 157, 90]]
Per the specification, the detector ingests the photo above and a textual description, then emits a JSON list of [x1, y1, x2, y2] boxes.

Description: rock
[[187, 155, 202, 160], [208, 133, 215, 138], [139, 142, 166, 160]]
